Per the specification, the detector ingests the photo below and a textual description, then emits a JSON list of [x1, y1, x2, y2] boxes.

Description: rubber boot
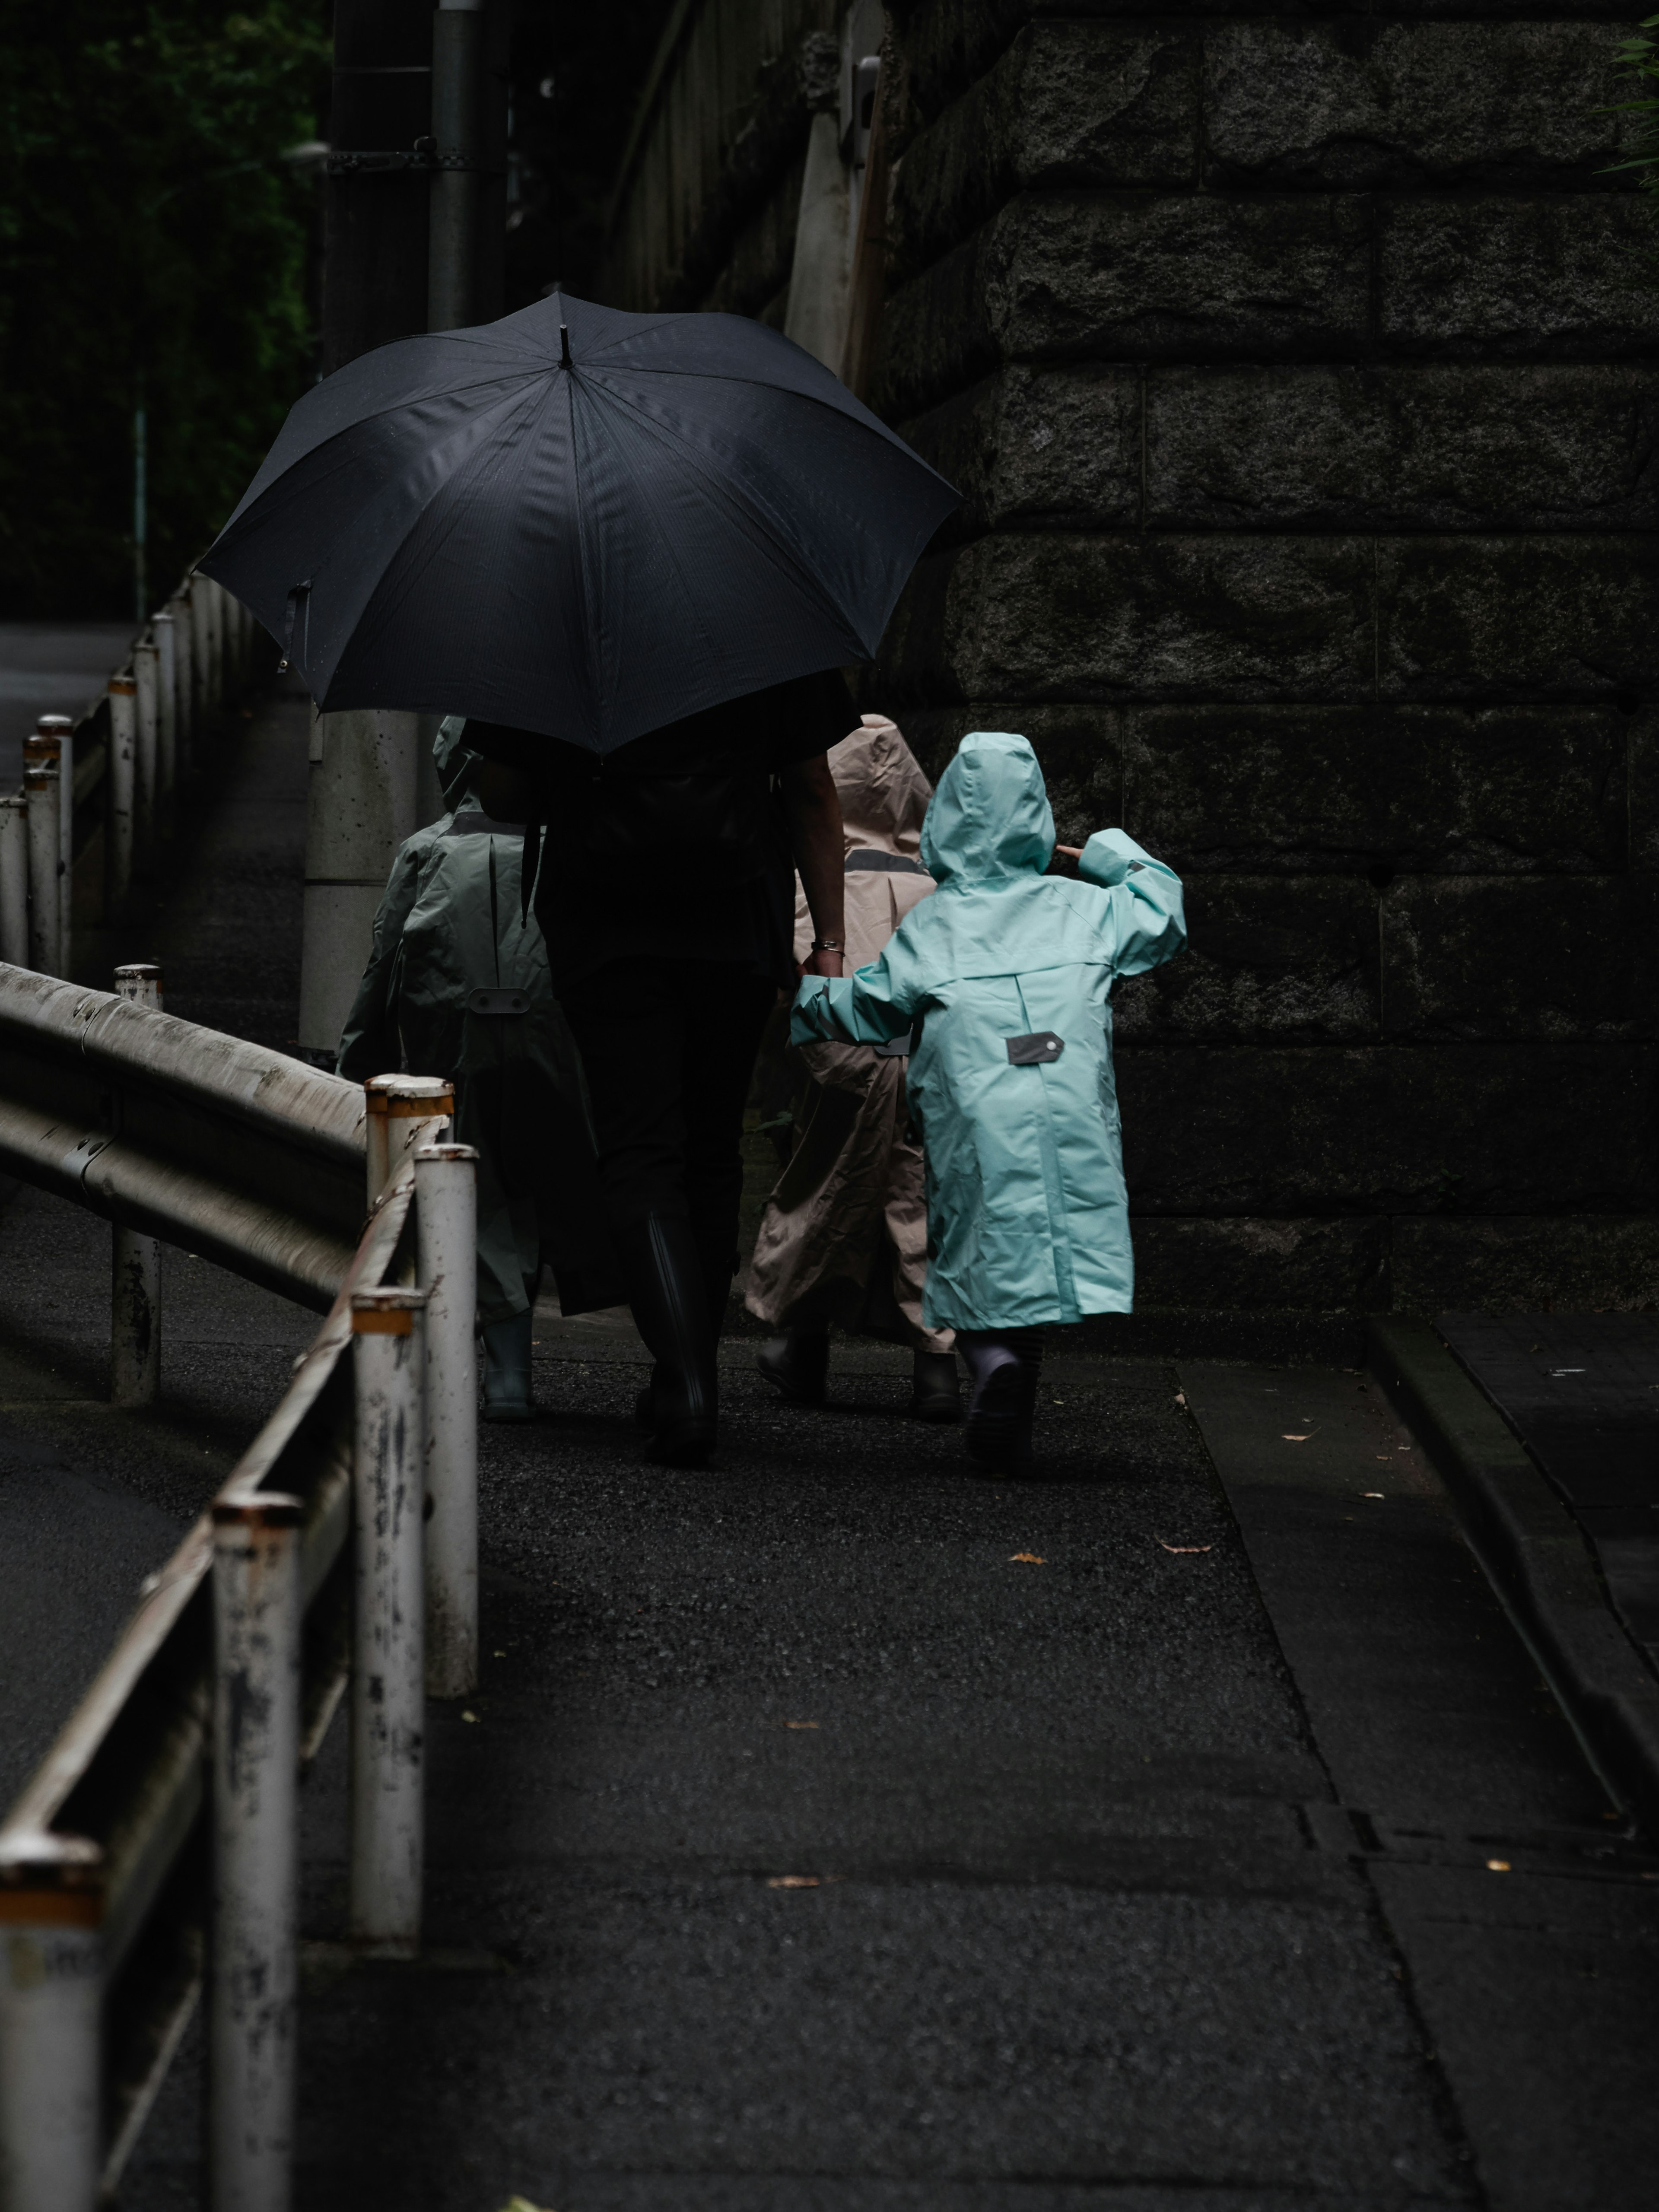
[[482, 1309, 534, 1424], [756, 1327, 830, 1407], [909, 1349, 961, 1424], [960, 1333, 1038, 1471], [616, 1211, 718, 1465]]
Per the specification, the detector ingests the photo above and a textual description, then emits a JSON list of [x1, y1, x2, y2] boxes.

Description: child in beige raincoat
[[746, 714, 960, 1421]]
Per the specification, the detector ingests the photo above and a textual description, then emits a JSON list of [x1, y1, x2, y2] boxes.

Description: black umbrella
[[200, 290, 957, 754]]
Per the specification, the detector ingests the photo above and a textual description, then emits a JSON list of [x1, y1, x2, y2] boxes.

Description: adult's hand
[[801, 946, 846, 979]]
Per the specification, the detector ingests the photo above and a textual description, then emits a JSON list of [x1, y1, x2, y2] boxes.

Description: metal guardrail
[[0, 1080, 478, 2211], [0, 569, 255, 979]]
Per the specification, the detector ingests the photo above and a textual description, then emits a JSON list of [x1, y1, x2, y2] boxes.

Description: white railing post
[[153, 608, 178, 838], [414, 1142, 479, 1698], [209, 1494, 302, 2212], [0, 1844, 104, 2212], [111, 965, 165, 1406], [109, 675, 137, 905], [133, 639, 159, 871], [34, 714, 74, 962], [363, 1075, 453, 1206], [23, 762, 61, 976], [0, 795, 26, 966], [350, 1287, 429, 1958]]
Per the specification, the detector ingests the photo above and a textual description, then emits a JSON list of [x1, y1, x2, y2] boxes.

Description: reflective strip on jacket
[[790, 730, 1185, 1332]]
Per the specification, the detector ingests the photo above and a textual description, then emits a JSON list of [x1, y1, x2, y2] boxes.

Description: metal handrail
[[0, 964, 364, 1310], [0, 1093, 477, 2210]]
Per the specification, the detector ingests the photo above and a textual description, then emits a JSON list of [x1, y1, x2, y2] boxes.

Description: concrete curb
[[1369, 1314, 1659, 1834]]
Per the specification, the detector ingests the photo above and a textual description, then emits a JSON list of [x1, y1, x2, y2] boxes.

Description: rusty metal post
[[413, 1142, 478, 1697], [209, 1494, 303, 2212], [30, 716, 73, 966], [153, 610, 178, 836], [133, 639, 159, 870], [363, 1075, 453, 1205], [23, 761, 61, 976], [111, 965, 165, 1407], [350, 1287, 429, 1957], [0, 1844, 105, 2212], [0, 795, 26, 966], [109, 674, 137, 905]]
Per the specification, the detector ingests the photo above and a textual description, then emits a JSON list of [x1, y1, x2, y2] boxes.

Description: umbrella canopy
[[200, 291, 958, 754]]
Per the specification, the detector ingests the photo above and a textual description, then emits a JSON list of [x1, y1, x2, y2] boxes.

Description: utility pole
[[299, 0, 505, 1063]]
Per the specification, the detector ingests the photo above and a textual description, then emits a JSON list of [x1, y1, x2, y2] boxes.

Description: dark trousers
[[559, 958, 777, 1335]]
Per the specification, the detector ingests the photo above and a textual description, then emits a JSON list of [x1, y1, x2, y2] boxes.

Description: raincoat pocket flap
[[1005, 1031, 1064, 1065]]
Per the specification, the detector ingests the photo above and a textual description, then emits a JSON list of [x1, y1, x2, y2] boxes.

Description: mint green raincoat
[[790, 731, 1185, 1331]]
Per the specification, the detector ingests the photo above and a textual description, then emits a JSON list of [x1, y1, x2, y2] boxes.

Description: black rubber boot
[[910, 1349, 962, 1424], [960, 1332, 1041, 1472], [616, 1211, 718, 1465], [756, 1328, 830, 1406], [481, 1310, 534, 1424]]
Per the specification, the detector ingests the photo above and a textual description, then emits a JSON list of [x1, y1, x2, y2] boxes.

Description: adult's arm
[[337, 842, 426, 1079], [779, 752, 847, 979]]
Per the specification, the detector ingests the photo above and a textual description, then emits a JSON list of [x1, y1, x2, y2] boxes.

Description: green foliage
[[1607, 14, 1659, 195], [0, 0, 329, 616]]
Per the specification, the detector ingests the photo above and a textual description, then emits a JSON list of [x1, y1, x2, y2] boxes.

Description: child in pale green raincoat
[[339, 720, 618, 1419], [791, 730, 1185, 1469]]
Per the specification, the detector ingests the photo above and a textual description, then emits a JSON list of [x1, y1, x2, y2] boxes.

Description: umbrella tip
[[560, 322, 572, 369]]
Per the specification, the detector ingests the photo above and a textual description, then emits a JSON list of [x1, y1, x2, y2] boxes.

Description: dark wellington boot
[[482, 1311, 534, 1424], [909, 1349, 962, 1424], [756, 1329, 830, 1406], [616, 1212, 718, 1465]]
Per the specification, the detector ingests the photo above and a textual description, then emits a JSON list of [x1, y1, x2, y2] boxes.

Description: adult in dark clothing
[[467, 669, 852, 1464]]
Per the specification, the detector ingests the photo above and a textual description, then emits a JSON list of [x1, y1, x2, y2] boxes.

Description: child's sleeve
[[790, 933, 922, 1049], [1078, 829, 1186, 978], [336, 842, 426, 1079]]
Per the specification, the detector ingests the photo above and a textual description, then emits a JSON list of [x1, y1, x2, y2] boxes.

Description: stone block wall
[[877, 0, 1659, 1334]]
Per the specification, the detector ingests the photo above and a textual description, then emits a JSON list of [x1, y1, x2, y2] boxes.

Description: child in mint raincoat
[[791, 730, 1185, 1468]]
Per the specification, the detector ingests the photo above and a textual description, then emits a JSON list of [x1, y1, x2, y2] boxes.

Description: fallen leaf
[[1486, 1859, 1511, 1872], [1174, 1391, 1186, 1406], [1159, 1542, 1212, 1554], [785, 1720, 819, 1731], [1008, 1551, 1046, 1564], [768, 1875, 820, 1889], [461, 1710, 479, 1724], [499, 2199, 555, 2212], [1363, 1491, 1385, 1499], [1282, 1433, 1310, 1442]]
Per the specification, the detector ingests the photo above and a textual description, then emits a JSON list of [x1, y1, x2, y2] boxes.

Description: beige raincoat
[[745, 715, 952, 1352]]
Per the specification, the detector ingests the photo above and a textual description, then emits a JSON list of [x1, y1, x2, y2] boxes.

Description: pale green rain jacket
[[338, 722, 618, 1327], [791, 731, 1185, 1331]]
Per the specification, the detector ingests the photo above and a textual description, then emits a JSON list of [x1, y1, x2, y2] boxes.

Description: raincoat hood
[[832, 714, 932, 859], [919, 731, 1054, 887]]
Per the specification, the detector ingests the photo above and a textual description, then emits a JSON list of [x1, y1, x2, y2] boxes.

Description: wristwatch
[[811, 938, 845, 954]]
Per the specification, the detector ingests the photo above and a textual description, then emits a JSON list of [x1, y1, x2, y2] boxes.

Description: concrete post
[[299, 709, 420, 1058], [190, 575, 213, 729], [209, 1495, 303, 2212], [0, 1862, 103, 2212], [152, 610, 178, 839], [414, 1142, 478, 1697], [350, 1287, 429, 1958], [24, 763, 61, 976], [168, 590, 194, 779], [428, 0, 483, 333], [108, 674, 137, 906], [0, 796, 27, 966], [363, 1075, 454, 1206], [111, 965, 165, 1407], [133, 640, 159, 870], [33, 715, 74, 962], [783, 108, 852, 373]]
